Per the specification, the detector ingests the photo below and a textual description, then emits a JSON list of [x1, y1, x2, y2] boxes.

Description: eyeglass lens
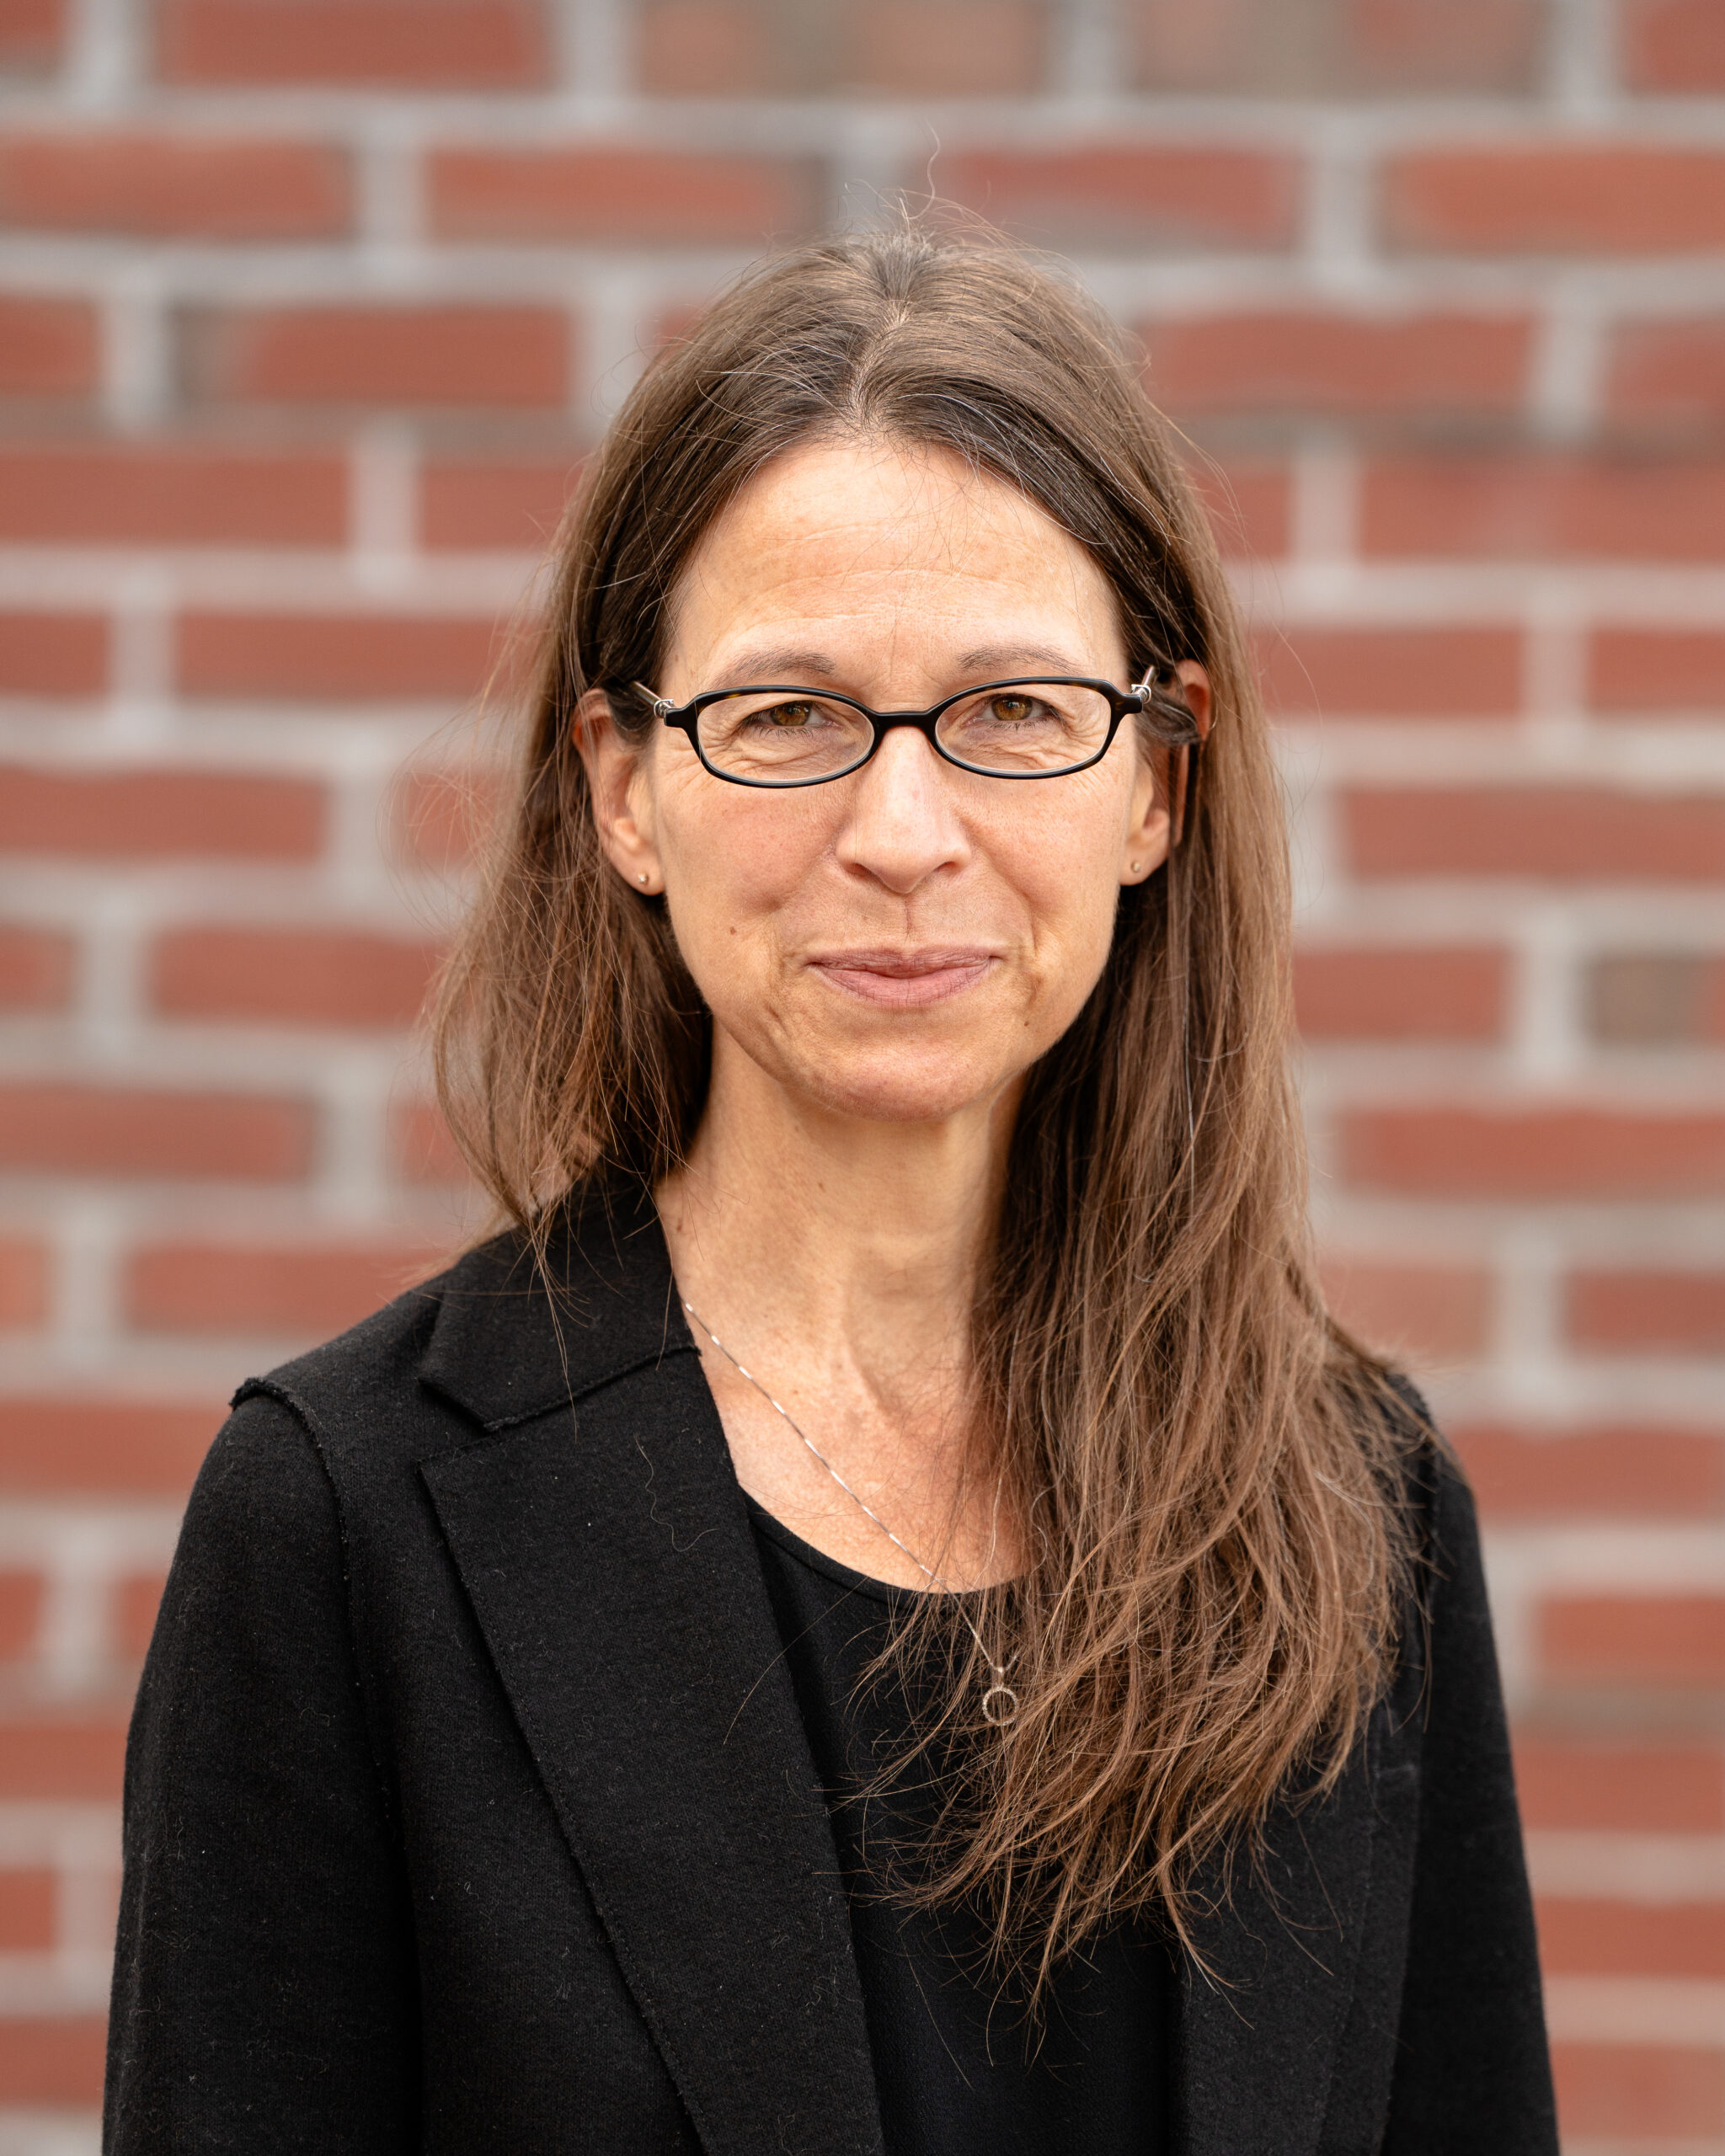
[[694, 682, 1116, 784]]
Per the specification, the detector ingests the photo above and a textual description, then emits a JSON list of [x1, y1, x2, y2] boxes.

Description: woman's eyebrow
[[707, 643, 1091, 690], [711, 642, 1087, 686], [713, 646, 839, 682], [954, 643, 1087, 675]]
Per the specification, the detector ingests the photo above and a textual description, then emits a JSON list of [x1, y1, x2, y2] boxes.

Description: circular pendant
[[981, 1682, 1020, 1727]]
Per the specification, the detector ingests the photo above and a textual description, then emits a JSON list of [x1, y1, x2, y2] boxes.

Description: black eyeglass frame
[[630, 671, 1204, 790]]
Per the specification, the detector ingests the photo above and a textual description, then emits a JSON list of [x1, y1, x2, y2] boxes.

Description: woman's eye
[[758, 701, 818, 728], [985, 695, 1047, 724]]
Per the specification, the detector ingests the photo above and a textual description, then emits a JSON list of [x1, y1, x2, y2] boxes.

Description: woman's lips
[[805, 947, 996, 1009]]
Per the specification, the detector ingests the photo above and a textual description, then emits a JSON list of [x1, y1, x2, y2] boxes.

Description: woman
[[106, 225, 1556, 2154]]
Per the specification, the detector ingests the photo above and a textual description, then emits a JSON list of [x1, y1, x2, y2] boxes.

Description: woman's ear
[[574, 688, 665, 895], [1119, 662, 1212, 887], [1119, 761, 1171, 889], [1167, 661, 1211, 850]]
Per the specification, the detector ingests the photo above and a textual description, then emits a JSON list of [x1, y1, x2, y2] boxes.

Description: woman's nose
[[832, 723, 971, 895]]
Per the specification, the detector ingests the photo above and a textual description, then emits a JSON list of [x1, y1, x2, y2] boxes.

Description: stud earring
[[638, 872, 649, 885]]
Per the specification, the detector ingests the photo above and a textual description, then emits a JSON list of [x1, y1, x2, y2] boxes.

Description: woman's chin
[[775, 1043, 1017, 1128]]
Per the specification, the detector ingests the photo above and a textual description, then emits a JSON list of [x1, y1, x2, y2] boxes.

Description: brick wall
[[1, 1, 1721, 2147]]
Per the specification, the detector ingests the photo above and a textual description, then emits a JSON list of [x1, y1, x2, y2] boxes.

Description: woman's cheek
[[992, 812, 1120, 956], [663, 779, 827, 914]]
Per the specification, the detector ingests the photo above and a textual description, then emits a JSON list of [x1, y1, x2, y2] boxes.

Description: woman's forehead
[[693, 435, 1090, 570], [665, 437, 1124, 680]]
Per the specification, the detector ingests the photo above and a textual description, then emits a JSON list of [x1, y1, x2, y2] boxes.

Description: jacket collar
[[415, 1195, 1381, 2156], [418, 1185, 692, 1430]]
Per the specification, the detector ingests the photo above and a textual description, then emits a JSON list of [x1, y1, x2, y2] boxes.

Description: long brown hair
[[435, 219, 1416, 1983]]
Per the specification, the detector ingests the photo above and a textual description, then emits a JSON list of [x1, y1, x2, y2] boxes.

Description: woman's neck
[[655, 1035, 1021, 1586]]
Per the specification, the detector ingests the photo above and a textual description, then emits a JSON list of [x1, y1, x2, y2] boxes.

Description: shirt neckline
[[743, 1493, 928, 1609]]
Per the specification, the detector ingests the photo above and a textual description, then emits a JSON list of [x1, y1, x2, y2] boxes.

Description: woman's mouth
[[805, 947, 997, 1009]]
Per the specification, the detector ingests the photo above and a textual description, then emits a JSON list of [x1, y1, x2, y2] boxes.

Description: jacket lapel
[[1174, 1729, 1388, 2156], [416, 1203, 883, 2156]]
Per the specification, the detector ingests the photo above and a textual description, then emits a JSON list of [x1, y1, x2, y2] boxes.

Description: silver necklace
[[681, 1299, 1021, 1727]]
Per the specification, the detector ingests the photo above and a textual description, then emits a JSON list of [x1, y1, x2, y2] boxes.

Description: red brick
[[420, 456, 576, 550], [0, 1572, 41, 1657], [1554, 2045, 1725, 2140], [0, 1868, 54, 1950], [1514, 1736, 1724, 1832], [0, 923, 73, 1010], [390, 763, 503, 870], [0, 1397, 216, 1495], [429, 147, 820, 243], [0, 131, 349, 238], [0, 611, 106, 695], [1537, 1896, 1725, 1978], [1131, 0, 1542, 94], [128, 1239, 441, 1336], [637, 2, 755, 92], [0, 1236, 47, 1327], [1362, 454, 1725, 561], [1385, 147, 1725, 254], [637, 1, 779, 93], [152, 926, 441, 1027], [158, 0, 547, 85], [1318, 1256, 1490, 1361], [1543, 1594, 1725, 1686], [848, 0, 1047, 93], [1341, 1106, 1725, 1198], [0, 444, 345, 545], [637, 0, 1046, 94], [1183, 456, 1290, 560], [0, 2016, 105, 2102], [1569, 1271, 1725, 1354], [1144, 312, 1530, 419], [0, 766, 323, 860], [0, 1083, 312, 1180], [389, 1097, 469, 1186], [0, 293, 96, 395], [115, 1572, 167, 1661], [1344, 0, 1543, 89], [1589, 628, 1725, 713], [176, 611, 502, 702], [0, 1718, 126, 1798], [1454, 1424, 1725, 1519], [1610, 318, 1725, 427], [1294, 946, 1505, 1039], [939, 147, 1301, 252], [190, 304, 569, 408], [1262, 627, 1519, 719], [1621, 0, 1725, 91], [1587, 952, 1725, 1042], [0, 0, 64, 72], [1343, 787, 1725, 882]]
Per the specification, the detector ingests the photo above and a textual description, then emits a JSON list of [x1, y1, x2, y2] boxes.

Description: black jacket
[[105, 1197, 1557, 2155]]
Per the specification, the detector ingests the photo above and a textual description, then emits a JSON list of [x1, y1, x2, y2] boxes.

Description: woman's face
[[583, 437, 1206, 1128]]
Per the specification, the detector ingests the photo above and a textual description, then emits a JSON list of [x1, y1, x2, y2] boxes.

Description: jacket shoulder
[[1392, 1376, 1482, 1565], [1367, 1368, 1475, 1555]]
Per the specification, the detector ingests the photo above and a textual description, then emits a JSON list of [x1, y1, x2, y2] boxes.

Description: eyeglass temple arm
[[1134, 666, 1206, 741], [632, 680, 676, 721]]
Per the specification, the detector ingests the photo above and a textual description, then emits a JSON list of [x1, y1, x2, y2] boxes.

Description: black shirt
[[749, 1499, 1171, 2156]]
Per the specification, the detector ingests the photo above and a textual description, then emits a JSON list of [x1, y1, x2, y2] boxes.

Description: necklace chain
[[681, 1299, 1020, 1727]]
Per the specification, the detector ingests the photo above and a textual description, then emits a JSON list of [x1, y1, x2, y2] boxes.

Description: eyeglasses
[[631, 672, 1203, 790]]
